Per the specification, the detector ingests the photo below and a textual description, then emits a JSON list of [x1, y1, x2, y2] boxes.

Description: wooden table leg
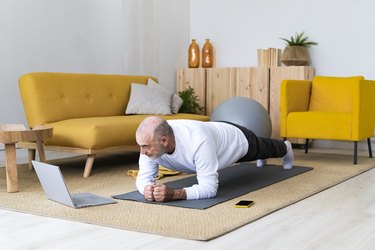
[[36, 139, 47, 163], [4, 143, 18, 193], [28, 148, 36, 170]]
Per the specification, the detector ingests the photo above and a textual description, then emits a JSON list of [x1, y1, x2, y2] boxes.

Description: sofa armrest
[[352, 79, 375, 140], [280, 80, 312, 137]]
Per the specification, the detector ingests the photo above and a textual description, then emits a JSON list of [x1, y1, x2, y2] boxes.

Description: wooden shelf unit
[[177, 66, 314, 139]]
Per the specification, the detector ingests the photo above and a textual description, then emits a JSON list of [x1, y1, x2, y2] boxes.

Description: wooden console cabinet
[[177, 66, 314, 139]]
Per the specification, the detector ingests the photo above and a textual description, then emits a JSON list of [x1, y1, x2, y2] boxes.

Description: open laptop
[[32, 161, 117, 208]]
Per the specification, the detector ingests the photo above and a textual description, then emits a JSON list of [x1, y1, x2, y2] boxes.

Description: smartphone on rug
[[234, 200, 255, 208]]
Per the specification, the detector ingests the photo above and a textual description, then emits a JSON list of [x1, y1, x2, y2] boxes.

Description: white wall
[[123, 0, 189, 90], [0, 0, 124, 125], [189, 0, 375, 79], [0, 0, 188, 128]]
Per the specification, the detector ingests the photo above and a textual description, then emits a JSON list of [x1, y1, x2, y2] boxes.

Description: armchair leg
[[353, 141, 358, 165], [305, 139, 309, 154], [367, 138, 373, 158]]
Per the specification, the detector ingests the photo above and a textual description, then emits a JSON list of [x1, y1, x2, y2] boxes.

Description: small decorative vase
[[280, 46, 309, 66], [188, 39, 200, 68], [202, 39, 214, 68]]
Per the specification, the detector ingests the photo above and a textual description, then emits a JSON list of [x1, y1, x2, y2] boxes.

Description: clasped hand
[[143, 183, 173, 202]]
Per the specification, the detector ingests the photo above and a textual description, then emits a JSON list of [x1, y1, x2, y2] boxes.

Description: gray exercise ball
[[210, 97, 272, 138]]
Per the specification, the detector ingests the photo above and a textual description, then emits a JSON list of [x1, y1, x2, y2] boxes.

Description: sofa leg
[[28, 149, 36, 170], [367, 138, 373, 158], [305, 139, 309, 154], [83, 154, 96, 177], [353, 141, 358, 165]]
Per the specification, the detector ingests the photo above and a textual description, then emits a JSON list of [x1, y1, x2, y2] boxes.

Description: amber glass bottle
[[202, 39, 213, 68], [188, 39, 200, 68]]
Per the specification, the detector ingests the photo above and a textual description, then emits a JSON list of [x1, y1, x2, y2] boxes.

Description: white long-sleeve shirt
[[136, 120, 248, 200]]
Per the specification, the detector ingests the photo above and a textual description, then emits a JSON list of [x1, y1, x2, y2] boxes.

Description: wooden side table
[[0, 124, 53, 192]]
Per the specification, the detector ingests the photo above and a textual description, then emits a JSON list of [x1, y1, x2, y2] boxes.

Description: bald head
[[136, 116, 172, 141], [136, 116, 175, 158]]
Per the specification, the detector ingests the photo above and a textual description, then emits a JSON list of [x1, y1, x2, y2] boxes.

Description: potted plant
[[280, 31, 318, 66], [178, 86, 204, 114]]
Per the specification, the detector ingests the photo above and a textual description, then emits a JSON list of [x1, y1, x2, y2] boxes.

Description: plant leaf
[[279, 31, 317, 47], [178, 86, 204, 114]]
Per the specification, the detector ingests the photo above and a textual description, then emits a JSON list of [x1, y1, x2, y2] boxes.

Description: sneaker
[[256, 159, 267, 167], [282, 141, 294, 169]]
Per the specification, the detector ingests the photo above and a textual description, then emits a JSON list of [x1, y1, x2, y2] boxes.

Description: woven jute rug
[[0, 150, 374, 241]]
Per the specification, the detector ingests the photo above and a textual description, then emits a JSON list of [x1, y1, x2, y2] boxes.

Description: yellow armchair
[[280, 76, 375, 164]]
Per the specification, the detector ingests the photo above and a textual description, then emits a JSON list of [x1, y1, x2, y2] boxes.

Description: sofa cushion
[[45, 114, 210, 149], [125, 83, 173, 115]]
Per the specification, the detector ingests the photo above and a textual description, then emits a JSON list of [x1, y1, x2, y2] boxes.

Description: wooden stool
[[0, 124, 53, 192]]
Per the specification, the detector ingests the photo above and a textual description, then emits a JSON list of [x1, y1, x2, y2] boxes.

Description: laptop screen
[[32, 161, 75, 207]]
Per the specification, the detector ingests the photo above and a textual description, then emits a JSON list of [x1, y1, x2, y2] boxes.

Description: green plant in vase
[[280, 31, 318, 66]]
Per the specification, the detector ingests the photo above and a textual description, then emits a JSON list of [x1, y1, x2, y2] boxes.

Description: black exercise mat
[[113, 163, 313, 209]]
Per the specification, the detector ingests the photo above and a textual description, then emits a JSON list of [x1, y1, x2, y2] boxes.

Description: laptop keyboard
[[72, 195, 97, 204], [71, 193, 116, 207]]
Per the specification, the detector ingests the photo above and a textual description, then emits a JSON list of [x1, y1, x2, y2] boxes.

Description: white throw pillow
[[125, 83, 172, 115], [147, 79, 183, 114], [171, 94, 183, 114]]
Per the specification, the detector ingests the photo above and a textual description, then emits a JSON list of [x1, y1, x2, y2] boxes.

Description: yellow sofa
[[280, 75, 375, 164], [19, 72, 209, 176]]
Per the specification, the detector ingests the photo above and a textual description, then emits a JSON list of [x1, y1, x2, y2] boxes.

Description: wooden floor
[[0, 149, 374, 249]]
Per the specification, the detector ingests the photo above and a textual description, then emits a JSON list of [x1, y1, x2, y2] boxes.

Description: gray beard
[[152, 145, 167, 159]]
